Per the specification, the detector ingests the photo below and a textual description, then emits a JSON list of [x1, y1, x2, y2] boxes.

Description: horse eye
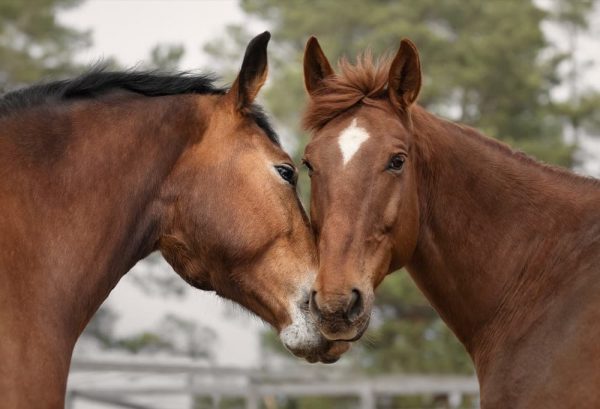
[[275, 164, 297, 185], [387, 155, 405, 172], [302, 159, 314, 176]]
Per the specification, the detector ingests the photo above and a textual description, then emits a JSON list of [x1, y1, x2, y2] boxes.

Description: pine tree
[[0, 0, 91, 91]]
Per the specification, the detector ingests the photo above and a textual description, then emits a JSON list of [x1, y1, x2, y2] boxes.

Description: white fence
[[67, 357, 480, 409]]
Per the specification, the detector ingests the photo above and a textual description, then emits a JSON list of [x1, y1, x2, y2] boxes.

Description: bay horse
[[302, 37, 600, 408], [0, 32, 348, 409]]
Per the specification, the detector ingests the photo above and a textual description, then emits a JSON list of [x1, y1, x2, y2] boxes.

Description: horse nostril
[[345, 289, 363, 322], [309, 290, 321, 319]]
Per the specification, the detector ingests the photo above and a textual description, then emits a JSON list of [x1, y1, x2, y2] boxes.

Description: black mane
[[0, 67, 279, 145]]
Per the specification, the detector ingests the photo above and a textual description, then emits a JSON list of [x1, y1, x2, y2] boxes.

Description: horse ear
[[303, 36, 334, 96], [230, 31, 270, 110], [388, 39, 422, 109]]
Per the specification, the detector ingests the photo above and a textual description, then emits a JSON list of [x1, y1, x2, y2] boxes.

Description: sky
[[60, 0, 266, 70], [59, 0, 600, 369]]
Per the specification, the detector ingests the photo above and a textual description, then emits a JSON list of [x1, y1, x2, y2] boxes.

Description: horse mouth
[[302, 340, 350, 364], [282, 335, 350, 364], [319, 315, 371, 343]]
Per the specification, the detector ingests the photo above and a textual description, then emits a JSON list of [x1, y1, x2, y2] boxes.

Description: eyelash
[[387, 154, 406, 172], [274, 164, 297, 185]]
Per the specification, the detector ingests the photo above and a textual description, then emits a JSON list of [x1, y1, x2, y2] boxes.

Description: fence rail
[[67, 357, 480, 409]]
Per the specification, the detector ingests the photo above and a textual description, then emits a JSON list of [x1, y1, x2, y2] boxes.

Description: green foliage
[[148, 43, 185, 71], [208, 0, 599, 379], [82, 307, 217, 358], [549, 0, 596, 28], [205, 0, 600, 167], [554, 92, 600, 134], [0, 0, 90, 91], [546, 0, 600, 143], [113, 332, 172, 354], [157, 313, 218, 359]]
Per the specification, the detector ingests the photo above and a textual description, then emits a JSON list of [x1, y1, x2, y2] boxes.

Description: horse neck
[[0, 94, 205, 406], [406, 107, 600, 372]]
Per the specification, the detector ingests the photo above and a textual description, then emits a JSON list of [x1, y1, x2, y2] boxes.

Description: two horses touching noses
[[0, 32, 348, 409], [1, 24, 598, 409]]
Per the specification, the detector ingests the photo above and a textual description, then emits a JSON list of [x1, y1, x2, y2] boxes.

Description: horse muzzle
[[308, 288, 372, 342]]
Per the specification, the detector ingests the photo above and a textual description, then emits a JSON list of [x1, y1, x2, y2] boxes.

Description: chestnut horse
[[302, 37, 600, 408], [0, 32, 348, 409]]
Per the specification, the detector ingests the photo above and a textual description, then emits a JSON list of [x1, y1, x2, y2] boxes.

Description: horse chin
[[279, 309, 351, 364], [307, 340, 351, 364], [282, 335, 350, 364]]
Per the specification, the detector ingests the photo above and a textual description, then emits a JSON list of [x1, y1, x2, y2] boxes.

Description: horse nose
[[309, 290, 321, 319], [346, 288, 363, 322], [309, 288, 364, 323]]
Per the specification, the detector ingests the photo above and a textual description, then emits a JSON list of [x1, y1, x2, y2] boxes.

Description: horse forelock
[[302, 51, 392, 132]]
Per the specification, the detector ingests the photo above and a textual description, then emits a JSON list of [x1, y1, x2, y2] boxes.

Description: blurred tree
[[113, 314, 217, 357], [81, 309, 217, 358], [205, 0, 600, 166], [157, 313, 218, 359], [147, 42, 185, 71], [0, 0, 90, 91], [212, 0, 599, 379], [81, 304, 119, 348], [128, 253, 189, 298], [547, 0, 600, 148], [112, 331, 173, 354]]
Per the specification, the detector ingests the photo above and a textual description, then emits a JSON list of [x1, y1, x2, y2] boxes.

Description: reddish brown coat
[[303, 37, 600, 408]]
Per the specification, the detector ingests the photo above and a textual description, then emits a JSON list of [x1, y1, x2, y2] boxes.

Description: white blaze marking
[[338, 118, 370, 166]]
